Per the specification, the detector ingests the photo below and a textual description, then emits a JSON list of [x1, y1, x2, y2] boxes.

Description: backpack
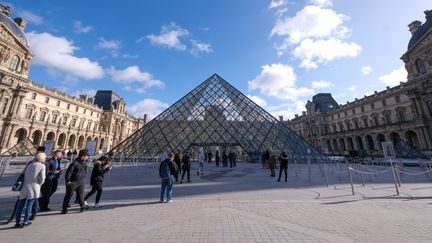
[[160, 159, 171, 179]]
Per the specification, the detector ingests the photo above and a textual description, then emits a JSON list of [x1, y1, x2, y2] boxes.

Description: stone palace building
[[286, 9, 432, 157], [0, 5, 145, 154]]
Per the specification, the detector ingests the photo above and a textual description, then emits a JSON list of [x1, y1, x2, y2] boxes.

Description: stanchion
[[307, 158, 311, 182], [324, 164, 329, 187], [389, 159, 400, 196], [395, 165, 401, 187], [347, 166, 355, 195]]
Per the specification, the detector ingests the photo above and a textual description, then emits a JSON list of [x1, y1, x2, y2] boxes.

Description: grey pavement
[[0, 161, 432, 242]]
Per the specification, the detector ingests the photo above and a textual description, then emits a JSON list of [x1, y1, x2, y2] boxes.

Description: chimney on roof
[[279, 116, 283, 122], [374, 91, 378, 94], [14, 17, 27, 31], [425, 9, 432, 21], [143, 114, 148, 124], [302, 111, 306, 116], [295, 114, 298, 118], [386, 86, 390, 90], [408, 20, 422, 35]]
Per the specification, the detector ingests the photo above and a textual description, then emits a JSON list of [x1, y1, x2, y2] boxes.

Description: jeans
[[15, 198, 35, 224], [278, 165, 287, 181], [62, 181, 85, 211], [39, 178, 58, 210], [181, 166, 190, 181], [84, 182, 103, 204], [198, 163, 204, 175], [160, 176, 173, 201]]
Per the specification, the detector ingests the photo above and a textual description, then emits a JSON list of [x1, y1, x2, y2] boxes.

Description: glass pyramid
[[110, 74, 323, 160]]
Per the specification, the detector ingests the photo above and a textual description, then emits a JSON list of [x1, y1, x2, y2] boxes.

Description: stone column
[[4, 124, 16, 148]]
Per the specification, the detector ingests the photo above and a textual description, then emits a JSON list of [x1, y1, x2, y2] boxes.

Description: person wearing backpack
[[159, 153, 178, 203]]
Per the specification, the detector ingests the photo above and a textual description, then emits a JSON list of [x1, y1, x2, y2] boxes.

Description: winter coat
[[65, 159, 87, 183], [198, 152, 205, 164], [90, 161, 110, 185], [19, 162, 46, 200]]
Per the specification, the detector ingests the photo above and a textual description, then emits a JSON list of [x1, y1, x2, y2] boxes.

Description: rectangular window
[[361, 106, 364, 112], [52, 114, 58, 124], [39, 111, 46, 122], [382, 99, 387, 106], [31, 93, 37, 100], [57, 100, 61, 106], [398, 110, 406, 122], [362, 118, 368, 128], [91, 111, 93, 116], [87, 122, 92, 130], [427, 100, 432, 116], [371, 103, 375, 109], [75, 106, 79, 112], [374, 116, 379, 126], [395, 96, 401, 103], [62, 117, 68, 126], [354, 120, 359, 129], [352, 109, 355, 114], [385, 113, 391, 124], [71, 118, 77, 127], [84, 109, 86, 114], [45, 97, 49, 104], [1, 98, 9, 114], [344, 111, 347, 116], [67, 104, 70, 109], [25, 108, 33, 119]]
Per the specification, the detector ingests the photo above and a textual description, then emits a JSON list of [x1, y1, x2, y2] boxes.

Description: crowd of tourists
[[11, 147, 112, 228], [262, 150, 289, 182]]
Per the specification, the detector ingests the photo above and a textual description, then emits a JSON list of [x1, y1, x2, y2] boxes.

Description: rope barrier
[[349, 167, 391, 175], [395, 168, 432, 176]]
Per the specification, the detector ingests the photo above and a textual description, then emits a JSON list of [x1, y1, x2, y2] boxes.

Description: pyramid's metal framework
[[110, 74, 323, 160]]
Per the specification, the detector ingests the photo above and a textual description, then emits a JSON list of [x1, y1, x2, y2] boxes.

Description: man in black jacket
[[61, 149, 90, 214], [84, 156, 112, 208], [39, 150, 63, 212]]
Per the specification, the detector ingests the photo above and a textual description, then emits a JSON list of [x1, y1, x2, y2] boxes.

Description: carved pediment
[[0, 25, 31, 53]]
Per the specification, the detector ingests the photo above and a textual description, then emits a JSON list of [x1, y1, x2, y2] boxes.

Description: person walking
[[61, 149, 90, 214], [159, 153, 178, 203], [174, 150, 182, 182], [84, 156, 112, 208], [277, 152, 288, 182], [39, 150, 63, 212], [269, 153, 276, 177], [207, 151, 213, 163], [215, 150, 220, 167], [232, 151, 237, 167], [180, 151, 191, 183], [222, 151, 228, 167], [14, 153, 46, 228], [197, 148, 205, 176]]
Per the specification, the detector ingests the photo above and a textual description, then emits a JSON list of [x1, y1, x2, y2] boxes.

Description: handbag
[[12, 162, 30, 192]]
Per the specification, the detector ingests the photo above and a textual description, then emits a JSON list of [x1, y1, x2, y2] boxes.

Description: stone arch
[[355, 136, 364, 151], [389, 132, 401, 146], [365, 135, 375, 150], [46, 131, 55, 141], [377, 134, 386, 150], [332, 139, 339, 153], [346, 137, 354, 151], [57, 133, 66, 148], [68, 134, 76, 149], [14, 128, 28, 144], [339, 138, 346, 152], [77, 135, 85, 149], [32, 130, 43, 146], [405, 130, 420, 150]]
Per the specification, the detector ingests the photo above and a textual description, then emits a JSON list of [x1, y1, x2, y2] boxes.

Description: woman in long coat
[[15, 153, 46, 228]]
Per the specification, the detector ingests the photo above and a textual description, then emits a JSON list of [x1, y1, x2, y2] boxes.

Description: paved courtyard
[[0, 161, 432, 242]]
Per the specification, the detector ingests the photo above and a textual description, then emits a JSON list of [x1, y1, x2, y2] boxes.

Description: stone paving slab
[[0, 162, 431, 242]]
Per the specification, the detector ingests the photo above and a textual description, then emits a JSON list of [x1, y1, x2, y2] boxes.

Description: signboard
[[86, 140, 97, 156], [44, 140, 54, 155], [382, 142, 395, 159]]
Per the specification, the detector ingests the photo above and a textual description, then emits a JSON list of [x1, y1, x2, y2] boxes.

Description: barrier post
[[347, 166, 355, 195], [324, 163, 329, 187], [389, 159, 400, 196]]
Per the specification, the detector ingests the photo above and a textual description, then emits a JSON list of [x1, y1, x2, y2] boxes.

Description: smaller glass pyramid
[[110, 74, 323, 160]]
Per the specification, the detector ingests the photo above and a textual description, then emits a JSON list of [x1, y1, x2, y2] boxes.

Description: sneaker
[[159, 199, 164, 203], [23, 222, 32, 227], [80, 205, 90, 212], [14, 223, 23, 228], [61, 210, 68, 214], [84, 201, 88, 206], [29, 214, 36, 221], [94, 203, 103, 208], [166, 199, 173, 203], [180, 181, 183, 184]]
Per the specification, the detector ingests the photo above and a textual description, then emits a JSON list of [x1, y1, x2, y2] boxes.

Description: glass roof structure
[[109, 74, 323, 160]]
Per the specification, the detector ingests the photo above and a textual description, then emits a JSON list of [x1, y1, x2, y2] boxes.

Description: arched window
[[9, 55, 20, 70], [415, 58, 426, 74]]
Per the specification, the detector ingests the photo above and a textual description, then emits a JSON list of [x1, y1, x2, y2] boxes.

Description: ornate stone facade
[[286, 9, 432, 157], [0, 6, 145, 154]]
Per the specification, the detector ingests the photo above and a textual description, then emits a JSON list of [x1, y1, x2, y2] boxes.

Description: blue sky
[[7, 0, 432, 119]]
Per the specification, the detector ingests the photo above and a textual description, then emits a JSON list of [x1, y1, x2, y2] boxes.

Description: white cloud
[[361, 66, 373, 75], [190, 39, 213, 57], [71, 89, 97, 97], [107, 66, 165, 93], [378, 66, 407, 86], [27, 32, 104, 80], [268, 0, 288, 9], [73, 20, 93, 33], [311, 80, 334, 89], [128, 99, 169, 120], [293, 38, 361, 69], [311, 0, 333, 7], [246, 95, 268, 107], [248, 63, 315, 101], [347, 85, 356, 92], [145, 22, 189, 50], [16, 9, 43, 25], [271, 5, 349, 45], [270, 3, 361, 68], [267, 101, 307, 119], [97, 38, 121, 50]]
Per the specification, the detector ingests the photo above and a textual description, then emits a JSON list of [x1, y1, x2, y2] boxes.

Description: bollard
[[395, 165, 402, 187], [347, 166, 355, 195], [360, 169, 365, 187], [308, 158, 311, 182]]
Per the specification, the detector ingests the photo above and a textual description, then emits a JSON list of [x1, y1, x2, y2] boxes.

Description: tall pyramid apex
[[109, 74, 322, 160]]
